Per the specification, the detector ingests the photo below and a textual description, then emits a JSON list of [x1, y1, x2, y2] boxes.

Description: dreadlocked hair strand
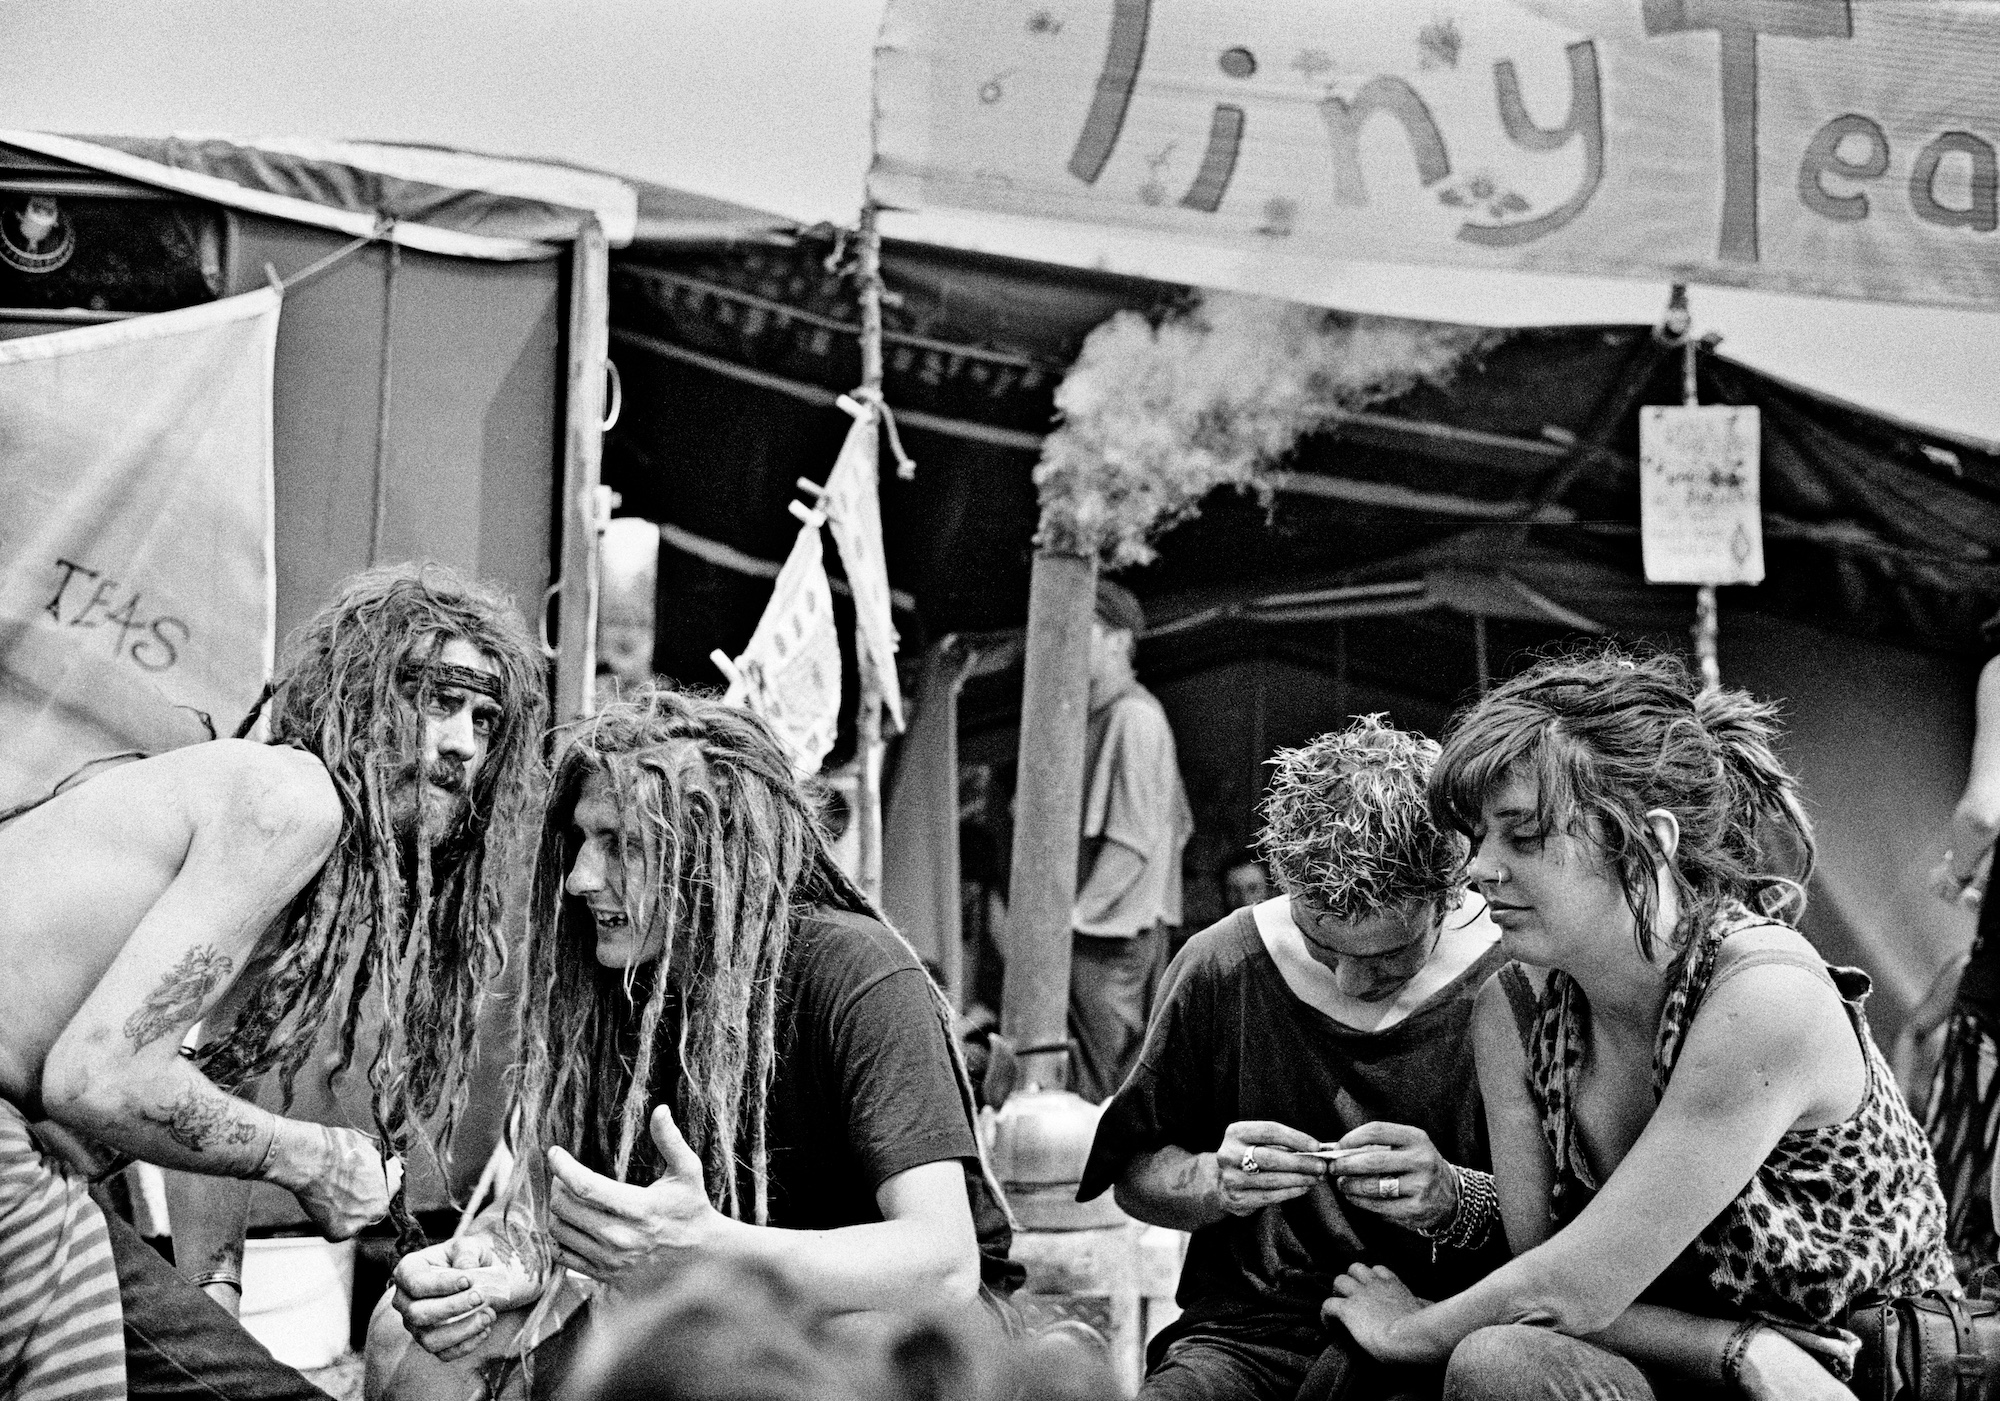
[[1429, 644, 1815, 962], [196, 563, 544, 1211]]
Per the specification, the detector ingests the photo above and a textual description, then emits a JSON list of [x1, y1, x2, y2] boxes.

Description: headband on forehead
[[400, 659, 505, 703]]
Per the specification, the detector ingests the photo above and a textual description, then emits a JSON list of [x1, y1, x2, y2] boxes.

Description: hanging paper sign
[[821, 400, 904, 730], [714, 516, 841, 773], [1639, 405, 1764, 586]]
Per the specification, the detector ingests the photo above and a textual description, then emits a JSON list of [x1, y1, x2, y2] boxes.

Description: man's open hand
[[392, 1237, 539, 1361], [547, 1105, 721, 1286]]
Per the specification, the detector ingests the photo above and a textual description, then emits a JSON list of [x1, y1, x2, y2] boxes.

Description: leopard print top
[[1528, 901, 1955, 1340]]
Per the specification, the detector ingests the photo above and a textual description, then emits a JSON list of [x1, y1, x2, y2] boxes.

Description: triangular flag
[[821, 405, 903, 730], [713, 518, 841, 774]]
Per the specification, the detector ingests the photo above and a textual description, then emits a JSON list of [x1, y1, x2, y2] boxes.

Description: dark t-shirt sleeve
[[1078, 937, 1218, 1200], [834, 964, 981, 1188]]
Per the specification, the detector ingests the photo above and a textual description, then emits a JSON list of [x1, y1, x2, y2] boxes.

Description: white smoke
[[1034, 292, 1499, 567]]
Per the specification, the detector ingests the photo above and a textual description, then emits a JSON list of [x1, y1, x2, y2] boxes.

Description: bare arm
[[1459, 979, 1844, 1392], [1892, 952, 1970, 1114], [547, 1108, 981, 1314], [1331, 963, 1852, 1360], [1935, 657, 2000, 899], [41, 746, 388, 1239]]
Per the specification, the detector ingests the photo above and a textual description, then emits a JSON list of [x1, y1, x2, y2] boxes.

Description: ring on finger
[[1241, 1148, 1260, 1174], [1378, 1175, 1399, 1199]]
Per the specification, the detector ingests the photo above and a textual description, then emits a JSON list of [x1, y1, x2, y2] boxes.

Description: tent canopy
[[0, 131, 797, 260], [607, 229, 2000, 666], [602, 227, 2000, 1039]]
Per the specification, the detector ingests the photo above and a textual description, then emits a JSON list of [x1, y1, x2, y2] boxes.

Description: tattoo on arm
[[144, 1087, 259, 1155], [125, 946, 234, 1050]]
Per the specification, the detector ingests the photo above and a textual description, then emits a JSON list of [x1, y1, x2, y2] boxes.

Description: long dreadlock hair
[[197, 562, 545, 1192], [512, 689, 999, 1230]]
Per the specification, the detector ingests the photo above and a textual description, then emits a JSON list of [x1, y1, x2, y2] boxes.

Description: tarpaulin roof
[[603, 229, 2000, 687], [0, 132, 797, 260]]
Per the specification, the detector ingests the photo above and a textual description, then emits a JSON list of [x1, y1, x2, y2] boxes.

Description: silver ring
[[1241, 1149, 1260, 1174], [1379, 1175, 1399, 1199]]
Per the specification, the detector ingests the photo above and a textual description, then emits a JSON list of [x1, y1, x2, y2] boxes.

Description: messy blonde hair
[[1428, 646, 1815, 961], [1258, 715, 1460, 921]]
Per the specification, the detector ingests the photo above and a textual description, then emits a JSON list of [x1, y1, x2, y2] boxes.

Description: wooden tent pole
[[555, 217, 610, 722], [1680, 308, 1721, 694], [854, 202, 886, 902]]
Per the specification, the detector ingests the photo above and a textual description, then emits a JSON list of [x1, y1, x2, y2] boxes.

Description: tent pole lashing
[[854, 201, 887, 904]]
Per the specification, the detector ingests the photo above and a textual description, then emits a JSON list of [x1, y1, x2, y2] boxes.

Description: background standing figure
[[1067, 579, 1193, 1103], [1913, 648, 2000, 1265]]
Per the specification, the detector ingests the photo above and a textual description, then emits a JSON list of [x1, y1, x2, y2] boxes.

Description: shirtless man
[[0, 562, 543, 1400]]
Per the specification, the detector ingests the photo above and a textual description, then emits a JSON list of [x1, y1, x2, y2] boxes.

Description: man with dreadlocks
[[1077, 717, 1509, 1401], [369, 691, 1014, 1401], [0, 562, 542, 1400]]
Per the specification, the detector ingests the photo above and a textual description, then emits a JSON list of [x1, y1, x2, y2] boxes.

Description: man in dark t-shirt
[[369, 693, 1014, 1400], [1081, 718, 1510, 1401]]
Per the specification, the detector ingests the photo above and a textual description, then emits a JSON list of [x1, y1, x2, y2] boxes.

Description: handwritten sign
[[1640, 406, 1763, 586], [874, 1, 2000, 309], [0, 289, 277, 810]]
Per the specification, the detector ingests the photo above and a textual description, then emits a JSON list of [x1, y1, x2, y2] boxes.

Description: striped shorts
[[0, 1099, 124, 1400]]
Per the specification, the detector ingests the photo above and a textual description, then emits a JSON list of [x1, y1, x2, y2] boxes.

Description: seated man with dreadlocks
[[0, 562, 542, 1400], [369, 691, 1015, 1401]]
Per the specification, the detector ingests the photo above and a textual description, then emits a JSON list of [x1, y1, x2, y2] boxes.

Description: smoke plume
[[1035, 293, 1499, 567]]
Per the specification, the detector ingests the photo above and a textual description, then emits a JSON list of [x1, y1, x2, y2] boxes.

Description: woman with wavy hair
[[1323, 649, 1952, 1400]]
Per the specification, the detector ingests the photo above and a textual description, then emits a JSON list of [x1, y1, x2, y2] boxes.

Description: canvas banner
[[874, 0, 2000, 309], [715, 517, 842, 774], [821, 404, 904, 730], [0, 289, 280, 812]]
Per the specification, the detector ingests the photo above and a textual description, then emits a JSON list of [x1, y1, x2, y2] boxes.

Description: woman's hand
[[1210, 1121, 1327, 1218], [1321, 1263, 1442, 1364], [1733, 1328, 1851, 1401], [1326, 1121, 1460, 1233]]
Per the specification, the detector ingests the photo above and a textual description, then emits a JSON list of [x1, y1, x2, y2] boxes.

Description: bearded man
[[1079, 717, 1510, 1401], [0, 562, 543, 1400], [368, 691, 1015, 1401]]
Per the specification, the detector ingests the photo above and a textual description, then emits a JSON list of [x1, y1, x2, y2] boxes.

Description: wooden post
[[854, 201, 888, 902], [1679, 315, 1722, 694], [1000, 548, 1097, 1089], [555, 218, 610, 722]]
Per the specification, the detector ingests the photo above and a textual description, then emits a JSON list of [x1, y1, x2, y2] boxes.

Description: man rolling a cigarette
[[1078, 718, 1509, 1401]]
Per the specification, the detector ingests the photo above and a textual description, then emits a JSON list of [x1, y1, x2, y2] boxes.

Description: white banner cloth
[[717, 518, 842, 774], [821, 406, 903, 730], [874, 0, 2000, 310], [0, 289, 279, 811]]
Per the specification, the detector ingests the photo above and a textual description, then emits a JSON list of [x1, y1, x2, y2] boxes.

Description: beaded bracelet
[[1720, 1318, 1764, 1390], [1418, 1166, 1498, 1253]]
